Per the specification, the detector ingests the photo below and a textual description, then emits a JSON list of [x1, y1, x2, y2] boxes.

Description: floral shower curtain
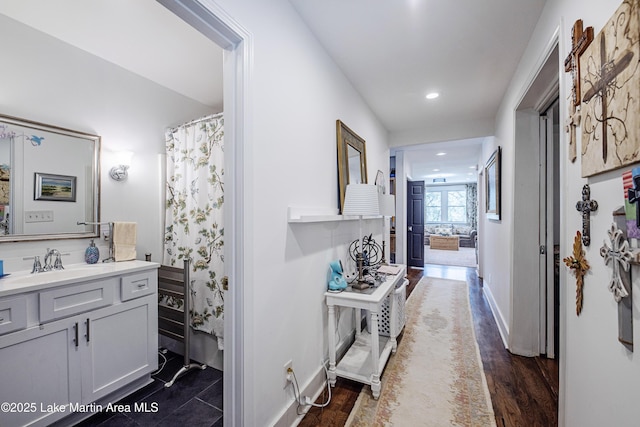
[[163, 113, 225, 350]]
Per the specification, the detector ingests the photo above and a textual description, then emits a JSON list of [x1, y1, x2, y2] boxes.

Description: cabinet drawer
[[0, 296, 27, 335], [121, 272, 156, 302], [39, 278, 116, 323]]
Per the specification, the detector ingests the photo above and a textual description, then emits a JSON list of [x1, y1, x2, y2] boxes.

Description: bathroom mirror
[[336, 119, 367, 213], [0, 114, 100, 241]]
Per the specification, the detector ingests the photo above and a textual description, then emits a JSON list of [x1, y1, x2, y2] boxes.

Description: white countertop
[[0, 260, 159, 298], [325, 265, 406, 307]]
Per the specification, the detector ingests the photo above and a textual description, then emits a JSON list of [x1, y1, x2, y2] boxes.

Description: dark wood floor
[[299, 265, 558, 426]]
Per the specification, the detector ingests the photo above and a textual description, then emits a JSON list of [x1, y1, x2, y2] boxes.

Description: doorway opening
[[513, 40, 560, 397], [158, 1, 251, 424]]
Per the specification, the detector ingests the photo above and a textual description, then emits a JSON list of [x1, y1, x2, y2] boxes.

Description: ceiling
[[0, 0, 548, 184], [0, 0, 223, 108], [289, 0, 547, 183]]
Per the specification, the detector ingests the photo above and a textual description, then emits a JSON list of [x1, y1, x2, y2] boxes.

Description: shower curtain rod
[[168, 112, 223, 133]]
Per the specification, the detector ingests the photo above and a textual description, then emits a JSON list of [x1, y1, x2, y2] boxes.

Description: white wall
[[205, 1, 390, 425], [0, 14, 214, 270], [485, 0, 640, 425]]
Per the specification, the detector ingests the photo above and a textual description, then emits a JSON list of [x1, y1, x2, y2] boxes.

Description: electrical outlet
[[283, 360, 293, 388]]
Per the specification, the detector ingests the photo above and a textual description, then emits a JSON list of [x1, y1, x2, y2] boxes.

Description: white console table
[[325, 265, 406, 399]]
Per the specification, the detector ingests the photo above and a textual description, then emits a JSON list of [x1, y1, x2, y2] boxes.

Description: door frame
[[511, 29, 560, 356], [157, 1, 251, 425], [539, 98, 560, 358]]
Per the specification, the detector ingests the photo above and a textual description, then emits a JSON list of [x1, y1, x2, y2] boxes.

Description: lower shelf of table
[[335, 331, 394, 385]]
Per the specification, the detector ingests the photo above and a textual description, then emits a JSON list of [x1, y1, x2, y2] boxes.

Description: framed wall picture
[[336, 120, 367, 213], [485, 147, 501, 221], [580, 0, 640, 177], [34, 172, 76, 202]]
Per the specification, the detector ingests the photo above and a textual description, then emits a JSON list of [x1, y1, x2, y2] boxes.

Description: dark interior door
[[407, 180, 425, 267]]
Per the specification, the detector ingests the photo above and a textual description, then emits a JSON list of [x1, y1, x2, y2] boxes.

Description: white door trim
[[157, 1, 252, 425]]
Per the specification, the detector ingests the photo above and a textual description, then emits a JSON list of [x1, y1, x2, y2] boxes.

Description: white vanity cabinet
[[0, 262, 158, 427]]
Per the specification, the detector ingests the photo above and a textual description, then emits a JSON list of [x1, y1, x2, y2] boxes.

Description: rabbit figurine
[[328, 260, 347, 292]]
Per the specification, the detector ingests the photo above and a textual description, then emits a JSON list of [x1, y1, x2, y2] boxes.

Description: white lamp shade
[[379, 194, 395, 217], [342, 184, 380, 216]]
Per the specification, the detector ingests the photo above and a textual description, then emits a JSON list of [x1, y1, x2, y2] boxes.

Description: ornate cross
[[628, 171, 640, 227], [582, 31, 634, 163], [565, 106, 581, 162], [565, 20, 594, 107], [564, 231, 590, 315], [600, 223, 632, 302], [576, 184, 598, 246]]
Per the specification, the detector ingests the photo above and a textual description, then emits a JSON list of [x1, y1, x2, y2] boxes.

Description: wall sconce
[[109, 151, 133, 181]]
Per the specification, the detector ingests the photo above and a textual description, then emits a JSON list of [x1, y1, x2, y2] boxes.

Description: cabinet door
[[80, 295, 157, 403], [0, 319, 81, 427]]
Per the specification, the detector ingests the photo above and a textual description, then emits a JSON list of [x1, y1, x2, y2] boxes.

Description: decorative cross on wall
[[582, 31, 634, 163], [565, 106, 582, 162], [564, 20, 593, 163], [565, 20, 594, 107], [600, 222, 632, 302], [563, 230, 590, 316], [628, 171, 640, 227], [576, 184, 598, 246]]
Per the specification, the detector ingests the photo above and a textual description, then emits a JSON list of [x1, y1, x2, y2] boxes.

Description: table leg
[[390, 292, 397, 353], [355, 308, 362, 337], [327, 303, 337, 387], [370, 311, 381, 399]]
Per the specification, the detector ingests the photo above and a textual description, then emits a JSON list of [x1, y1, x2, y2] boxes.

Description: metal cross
[[600, 222, 632, 302], [628, 172, 640, 227], [563, 231, 590, 316], [576, 184, 598, 246], [582, 31, 634, 163]]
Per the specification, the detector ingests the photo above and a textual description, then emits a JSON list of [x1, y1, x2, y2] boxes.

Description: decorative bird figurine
[[27, 135, 44, 146]]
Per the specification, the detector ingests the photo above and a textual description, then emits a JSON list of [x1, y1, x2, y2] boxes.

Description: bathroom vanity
[[0, 260, 159, 427]]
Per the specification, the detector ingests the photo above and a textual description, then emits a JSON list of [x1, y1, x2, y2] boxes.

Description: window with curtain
[[425, 185, 467, 223]]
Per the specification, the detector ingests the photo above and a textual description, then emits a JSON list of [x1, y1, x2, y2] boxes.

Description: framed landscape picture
[[35, 172, 76, 202], [485, 147, 501, 221]]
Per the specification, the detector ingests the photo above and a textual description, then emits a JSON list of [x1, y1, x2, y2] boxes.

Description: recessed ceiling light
[[436, 152, 446, 156], [469, 165, 476, 169], [433, 168, 440, 172], [426, 92, 439, 100]]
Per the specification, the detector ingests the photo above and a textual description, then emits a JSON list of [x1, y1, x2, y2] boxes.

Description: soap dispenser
[[85, 239, 100, 264]]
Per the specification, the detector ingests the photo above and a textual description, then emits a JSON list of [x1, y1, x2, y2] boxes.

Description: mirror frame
[[0, 114, 101, 242], [336, 119, 367, 213]]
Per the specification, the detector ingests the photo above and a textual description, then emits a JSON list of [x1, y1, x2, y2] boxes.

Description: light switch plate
[[24, 210, 54, 223]]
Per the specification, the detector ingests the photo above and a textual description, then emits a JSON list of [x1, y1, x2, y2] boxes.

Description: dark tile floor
[[76, 351, 223, 427]]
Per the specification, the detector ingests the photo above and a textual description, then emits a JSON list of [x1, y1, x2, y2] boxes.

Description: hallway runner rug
[[424, 245, 477, 268], [345, 277, 497, 426]]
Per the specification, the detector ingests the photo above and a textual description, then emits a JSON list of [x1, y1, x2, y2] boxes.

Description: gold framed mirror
[[336, 120, 367, 213]]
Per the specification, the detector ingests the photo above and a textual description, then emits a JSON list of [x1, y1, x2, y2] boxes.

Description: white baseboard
[[482, 280, 509, 350]]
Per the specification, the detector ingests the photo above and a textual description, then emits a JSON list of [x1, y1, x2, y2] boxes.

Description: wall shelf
[[287, 207, 382, 223]]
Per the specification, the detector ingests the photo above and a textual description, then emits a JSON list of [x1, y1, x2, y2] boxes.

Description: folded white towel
[[113, 221, 137, 261]]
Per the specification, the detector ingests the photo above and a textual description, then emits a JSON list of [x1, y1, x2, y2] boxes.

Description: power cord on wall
[[288, 364, 332, 414]]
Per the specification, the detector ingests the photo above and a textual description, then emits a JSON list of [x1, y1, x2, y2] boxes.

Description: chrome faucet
[[31, 256, 43, 274], [43, 248, 64, 271]]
